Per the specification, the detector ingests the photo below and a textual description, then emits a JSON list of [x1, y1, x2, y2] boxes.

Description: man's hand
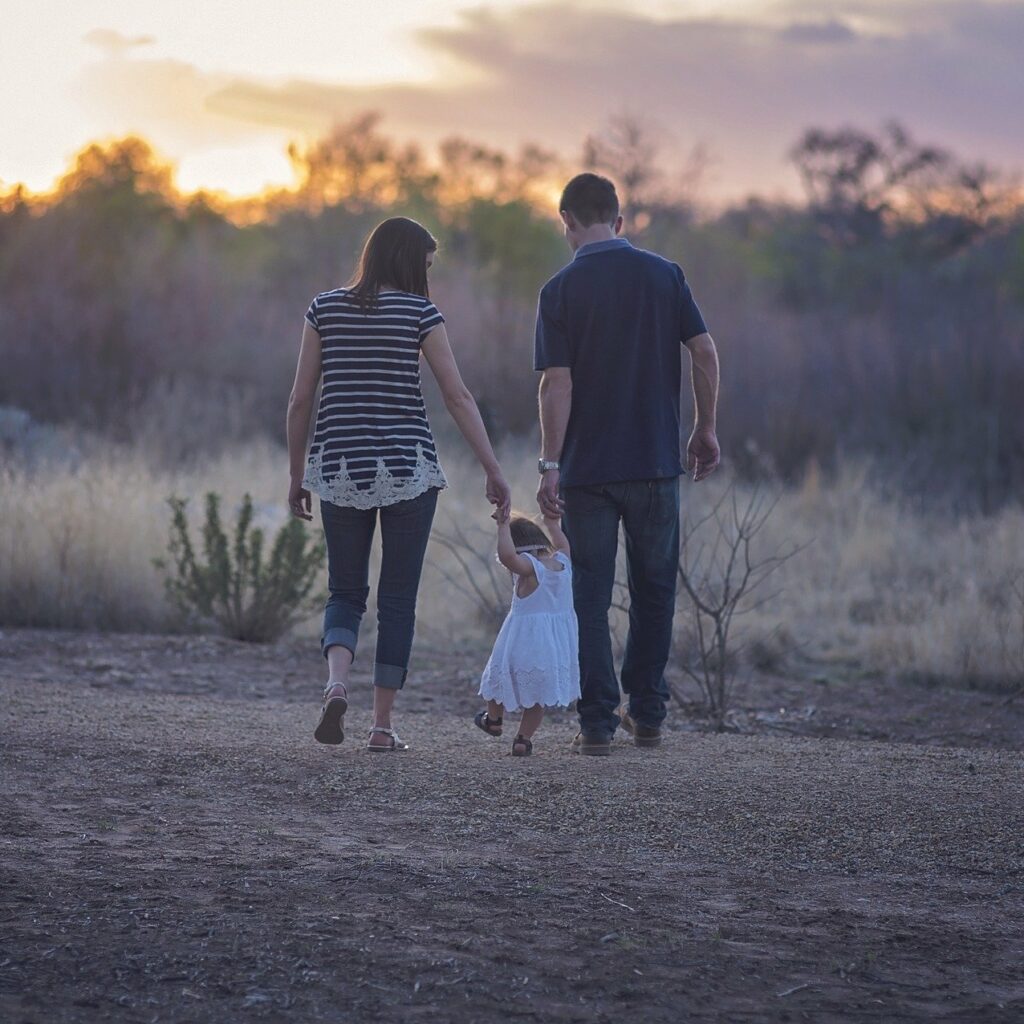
[[288, 478, 313, 521], [537, 468, 564, 518], [686, 426, 721, 482]]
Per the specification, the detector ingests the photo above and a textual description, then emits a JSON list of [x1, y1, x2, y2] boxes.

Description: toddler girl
[[474, 510, 581, 755]]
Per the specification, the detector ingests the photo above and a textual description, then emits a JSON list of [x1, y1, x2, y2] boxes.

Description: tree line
[[1, 115, 1022, 510]]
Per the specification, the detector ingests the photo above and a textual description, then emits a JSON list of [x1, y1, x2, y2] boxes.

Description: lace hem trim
[[480, 666, 580, 691], [304, 443, 448, 510], [478, 667, 581, 712], [476, 695, 579, 711]]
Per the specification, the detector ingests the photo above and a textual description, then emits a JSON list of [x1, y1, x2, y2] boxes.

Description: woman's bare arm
[[285, 320, 322, 520], [422, 324, 511, 517]]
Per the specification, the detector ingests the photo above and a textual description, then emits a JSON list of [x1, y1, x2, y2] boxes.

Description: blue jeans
[[562, 477, 680, 738], [319, 488, 438, 689]]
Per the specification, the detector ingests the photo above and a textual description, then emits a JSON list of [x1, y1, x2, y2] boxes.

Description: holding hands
[[536, 468, 564, 519], [486, 470, 512, 521]]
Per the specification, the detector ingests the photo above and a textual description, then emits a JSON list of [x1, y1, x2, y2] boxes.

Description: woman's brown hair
[[348, 216, 437, 310], [509, 515, 552, 553]]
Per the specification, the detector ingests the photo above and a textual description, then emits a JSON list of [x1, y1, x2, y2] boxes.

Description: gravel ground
[[1, 629, 1023, 1022]]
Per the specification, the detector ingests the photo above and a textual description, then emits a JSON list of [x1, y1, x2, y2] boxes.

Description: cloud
[[78, 50, 272, 149], [83, 29, 155, 58], [778, 19, 860, 45], [77, 2, 1024, 198]]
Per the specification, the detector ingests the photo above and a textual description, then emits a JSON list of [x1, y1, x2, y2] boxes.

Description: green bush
[[155, 492, 326, 642]]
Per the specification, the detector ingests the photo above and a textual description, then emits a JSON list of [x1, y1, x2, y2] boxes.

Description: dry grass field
[[2, 438, 1022, 692]]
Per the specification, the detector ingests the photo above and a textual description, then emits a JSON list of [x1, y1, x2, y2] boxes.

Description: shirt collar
[[573, 237, 632, 260]]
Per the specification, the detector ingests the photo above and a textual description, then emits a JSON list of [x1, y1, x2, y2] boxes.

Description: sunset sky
[[3, 0, 1022, 201]]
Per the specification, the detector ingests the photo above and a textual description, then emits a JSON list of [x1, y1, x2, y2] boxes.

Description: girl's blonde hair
[[509, 514, 553, 554]]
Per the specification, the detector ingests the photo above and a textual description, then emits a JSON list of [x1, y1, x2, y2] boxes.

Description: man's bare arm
[[537, 367, 572, 516], [684, 332, 721, 481], [539, 367, 572, 460]]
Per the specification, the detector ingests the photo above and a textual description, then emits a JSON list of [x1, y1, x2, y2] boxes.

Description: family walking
[[286, 173, 721, 755]]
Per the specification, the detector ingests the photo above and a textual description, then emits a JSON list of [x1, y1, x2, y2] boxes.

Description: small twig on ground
[[599, 892, 636, 912], [776, 982, 812, 998]]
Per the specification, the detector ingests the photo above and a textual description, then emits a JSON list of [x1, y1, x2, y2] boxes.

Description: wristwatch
[[537, 459, 560, 473]]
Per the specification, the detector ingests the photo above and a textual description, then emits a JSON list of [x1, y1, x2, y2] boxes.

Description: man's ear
[[560, 210, 575, 232], [613, 214, 624, 235]]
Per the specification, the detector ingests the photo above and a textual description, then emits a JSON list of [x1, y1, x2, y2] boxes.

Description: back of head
[[559, 173, 620, 228], [509, 515, 552, 554], [349, 216, 437, 309]]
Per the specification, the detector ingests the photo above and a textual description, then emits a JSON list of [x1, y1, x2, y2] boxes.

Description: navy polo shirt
[[534, 238, 708, 488]]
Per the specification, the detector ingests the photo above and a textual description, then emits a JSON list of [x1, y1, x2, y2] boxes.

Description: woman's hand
[[486, 471, 511, 520], [288, 478, 313, 521]]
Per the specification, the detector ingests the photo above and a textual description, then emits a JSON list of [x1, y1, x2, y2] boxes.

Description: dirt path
[[1, 631, 1023, 1022]]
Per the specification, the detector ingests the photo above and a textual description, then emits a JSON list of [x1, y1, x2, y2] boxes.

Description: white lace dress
[[479, 552, 581, 711]]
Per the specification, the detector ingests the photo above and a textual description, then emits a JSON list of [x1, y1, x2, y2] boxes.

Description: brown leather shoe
[[570, 732, 612, 756], [633, 724, 662, 748]]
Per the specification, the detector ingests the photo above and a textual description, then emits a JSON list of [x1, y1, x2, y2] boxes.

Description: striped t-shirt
[[302, 288, 448, 509]]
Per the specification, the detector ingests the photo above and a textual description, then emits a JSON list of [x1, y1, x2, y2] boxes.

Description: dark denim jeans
[[319, 487, 438, 689], [562, 477, 680, 738]]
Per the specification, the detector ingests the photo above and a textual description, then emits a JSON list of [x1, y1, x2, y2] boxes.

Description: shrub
[[674, 485, 804, 730], [155, 492, 326, 642]]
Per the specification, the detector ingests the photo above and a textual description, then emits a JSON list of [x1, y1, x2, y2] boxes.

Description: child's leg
[[518, 704, 544, 739], [474, 700, 505, 736]]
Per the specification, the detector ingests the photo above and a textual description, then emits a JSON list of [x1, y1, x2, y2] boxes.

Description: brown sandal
[[314, 684, 349, 745], [474, 710, 503, 737], [511, 734, 533, 757]]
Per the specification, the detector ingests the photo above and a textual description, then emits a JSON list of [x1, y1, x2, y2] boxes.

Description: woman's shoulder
[[394, 291, 443, 318], [313, 287, 352, 303], [308, 287, 354, 314]]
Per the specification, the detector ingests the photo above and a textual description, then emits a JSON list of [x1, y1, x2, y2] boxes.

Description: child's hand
[[491, 508, 510, 525], [542, 511, 561, 524]]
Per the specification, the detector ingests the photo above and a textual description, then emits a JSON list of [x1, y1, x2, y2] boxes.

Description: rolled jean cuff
[[373, 662, 407, 690], [322, 627, 358, 660]]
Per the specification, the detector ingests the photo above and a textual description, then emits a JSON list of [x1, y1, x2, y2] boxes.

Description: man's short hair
[[559, 173, 619, 227]]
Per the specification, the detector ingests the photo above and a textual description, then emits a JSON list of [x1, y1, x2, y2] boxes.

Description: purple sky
[[7, 1, 1023, 200]]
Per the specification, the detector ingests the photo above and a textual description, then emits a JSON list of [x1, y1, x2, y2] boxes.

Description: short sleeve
[[675, 265, 707, 342], [419, 301, 445, 341], [304, 295, 320, 332], [534, 281, 571, 370]]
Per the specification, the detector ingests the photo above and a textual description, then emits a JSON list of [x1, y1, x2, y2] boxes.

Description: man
[[534, 172, 720, 756]]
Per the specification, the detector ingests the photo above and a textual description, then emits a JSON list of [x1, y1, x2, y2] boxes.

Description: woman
[[287, 217, 511, 751]]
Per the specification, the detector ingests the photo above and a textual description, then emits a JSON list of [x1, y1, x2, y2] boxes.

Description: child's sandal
[[474, 710, 503, 737], [511, 734, 533, 757]]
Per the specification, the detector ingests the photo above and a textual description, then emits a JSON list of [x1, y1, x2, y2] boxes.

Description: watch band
[[538, 459, 560, 473]]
